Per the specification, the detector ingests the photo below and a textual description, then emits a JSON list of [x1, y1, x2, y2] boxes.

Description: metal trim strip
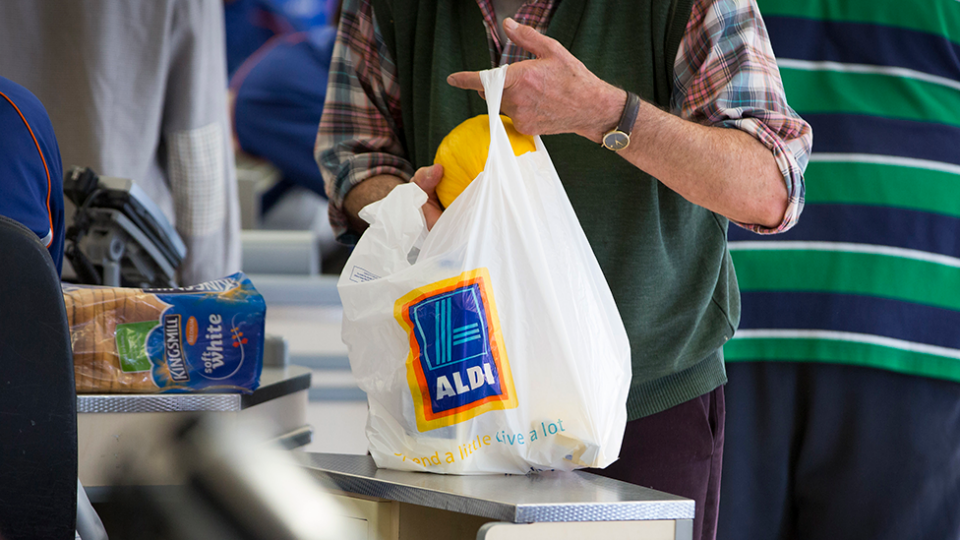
[[297, 454, 696, 523], [76, 394, 240, 413]]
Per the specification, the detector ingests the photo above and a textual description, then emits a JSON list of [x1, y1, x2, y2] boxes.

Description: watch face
[[603, 131, 630, 151]]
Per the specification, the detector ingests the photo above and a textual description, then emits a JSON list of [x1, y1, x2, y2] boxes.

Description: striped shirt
[[316, 0, 813, 243], [725, 0, 960, 381]]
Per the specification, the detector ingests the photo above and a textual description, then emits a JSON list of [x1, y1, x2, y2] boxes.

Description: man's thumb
[[415, 163, 443, 190]]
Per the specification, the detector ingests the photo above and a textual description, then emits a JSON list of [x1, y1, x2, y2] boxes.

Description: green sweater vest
[[372, 0, 736, 419]]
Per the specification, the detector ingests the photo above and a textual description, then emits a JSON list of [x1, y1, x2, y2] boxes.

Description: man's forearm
[[342, 174, 405, 233], [585, 83, 788, 229], [446, 19, 791, 229]]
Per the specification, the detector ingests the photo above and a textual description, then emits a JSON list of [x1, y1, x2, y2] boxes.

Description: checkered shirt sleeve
[[318, 0, 812, 242], [672, 0, 812, 233], [316, 0, 414, 244]]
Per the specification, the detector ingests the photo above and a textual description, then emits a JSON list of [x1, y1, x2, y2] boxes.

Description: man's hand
[[447, 19, 788, 227], [343, 164, 445, 234], [444, 18, 789, 229], [446, 17, 623, 142]]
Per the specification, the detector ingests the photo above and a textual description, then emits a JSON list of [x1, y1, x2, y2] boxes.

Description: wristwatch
[[601, 91, 641, 152]]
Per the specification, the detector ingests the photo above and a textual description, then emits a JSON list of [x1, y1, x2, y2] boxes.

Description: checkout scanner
[[64, 166, 186, 288]]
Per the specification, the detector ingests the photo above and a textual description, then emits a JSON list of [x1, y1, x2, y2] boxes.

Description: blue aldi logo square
[[410, 283, 502, 414], [396, 269, 517, 432]]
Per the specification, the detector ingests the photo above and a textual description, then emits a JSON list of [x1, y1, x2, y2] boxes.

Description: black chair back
[[0, 215, 78, 539]]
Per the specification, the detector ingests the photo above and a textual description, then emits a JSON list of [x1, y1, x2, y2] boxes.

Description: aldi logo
[[395, 268, 517, 432]]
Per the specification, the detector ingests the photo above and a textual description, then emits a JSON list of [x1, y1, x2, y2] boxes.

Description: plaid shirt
[[317, 0, 812, 243]]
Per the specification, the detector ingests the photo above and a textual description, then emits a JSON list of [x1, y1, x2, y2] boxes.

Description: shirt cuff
[[326, 153, 415, 244]]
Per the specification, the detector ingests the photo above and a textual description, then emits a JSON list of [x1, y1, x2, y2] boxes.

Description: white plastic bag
[[337, 65, 630, 474]]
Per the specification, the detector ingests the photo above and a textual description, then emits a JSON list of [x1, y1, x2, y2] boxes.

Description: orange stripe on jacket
[[0, 90, 54, 247]]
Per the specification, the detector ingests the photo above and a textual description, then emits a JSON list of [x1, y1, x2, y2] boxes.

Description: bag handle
[[479, 66, 516, 165], [479, 65, 507, 121], [479, 65, 534, 187]]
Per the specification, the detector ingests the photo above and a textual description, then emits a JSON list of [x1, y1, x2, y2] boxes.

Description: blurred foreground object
[[74, 364, 312, 498], [0, 216, 77, 539], [103, 415, 345, 540]]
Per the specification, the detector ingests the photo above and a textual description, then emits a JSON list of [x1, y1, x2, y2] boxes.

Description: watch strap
[[618, 91, 641, 136]]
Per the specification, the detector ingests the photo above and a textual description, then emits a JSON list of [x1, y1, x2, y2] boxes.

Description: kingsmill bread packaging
[[64, 272, 265, 394]]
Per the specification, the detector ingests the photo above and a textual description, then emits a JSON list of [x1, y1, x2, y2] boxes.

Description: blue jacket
[[0, 77, 64, 274], [231, 25, 336, 207]]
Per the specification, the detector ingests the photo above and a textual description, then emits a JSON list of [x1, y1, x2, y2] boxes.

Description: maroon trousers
[[590, 386, 725, 540]]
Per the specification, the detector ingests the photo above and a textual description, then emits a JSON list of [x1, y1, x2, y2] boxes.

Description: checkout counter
[[300, 453, 694, 540], [76, 368, 694, 540], [81, 418, 693, 540], [68, 168, 696, 539], [263, 276, 697, 539], [75, 276, 696, 540]]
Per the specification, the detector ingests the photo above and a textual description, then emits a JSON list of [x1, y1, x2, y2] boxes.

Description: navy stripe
[[765, 16, 960, 83], [729, 204, 960, 260], [739, 291, 960, 350], [801, 113, 960, 168]]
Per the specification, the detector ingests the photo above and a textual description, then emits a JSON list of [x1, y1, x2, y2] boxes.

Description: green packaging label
[[115, 321, 159, 373]]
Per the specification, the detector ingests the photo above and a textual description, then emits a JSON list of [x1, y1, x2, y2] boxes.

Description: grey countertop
[[297, 452, 695, 523], [76, 365, 311, 413]]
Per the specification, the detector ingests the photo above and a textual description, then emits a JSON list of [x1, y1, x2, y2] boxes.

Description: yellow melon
[[433, 114, 536, 208]]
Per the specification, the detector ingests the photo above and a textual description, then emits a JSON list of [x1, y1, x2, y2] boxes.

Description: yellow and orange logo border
[[394, 268, 517, 432]]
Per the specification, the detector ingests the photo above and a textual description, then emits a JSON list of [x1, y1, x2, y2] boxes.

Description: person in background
[[718, 1, 960, 539], [0, 75, 110, 540], [224, 0, 331, 78], [0, 0, 241, 286], [317, 1, 812, 538], [0, 76, 64, 273], [228, 0, 344, 264], [230, 11, 337, 216]]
